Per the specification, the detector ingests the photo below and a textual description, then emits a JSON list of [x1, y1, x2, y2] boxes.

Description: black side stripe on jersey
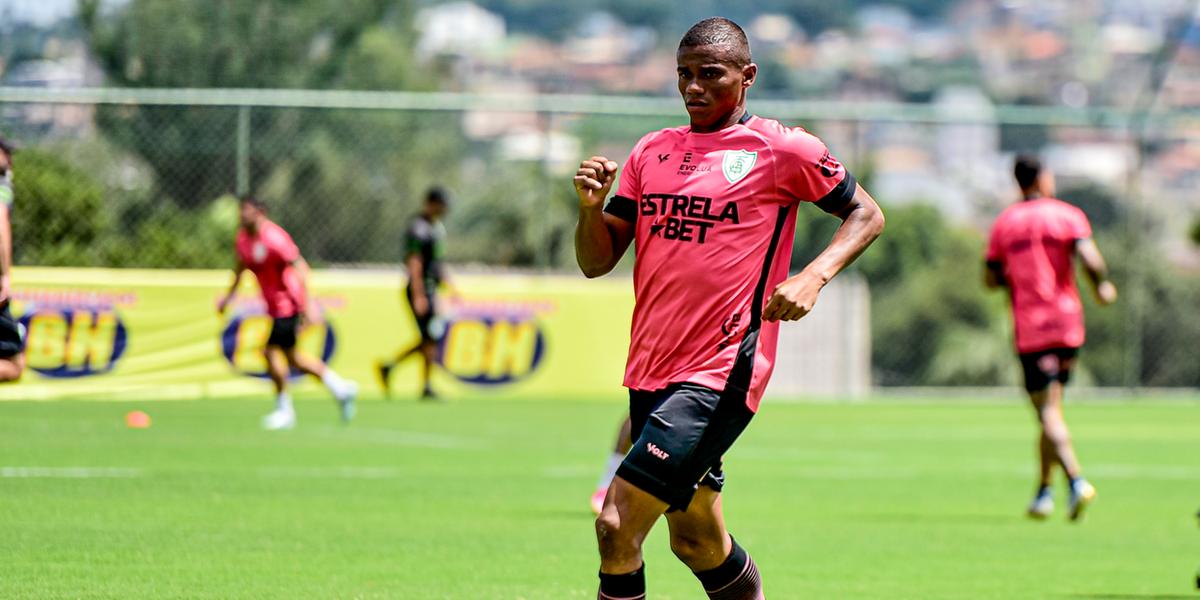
[[604, 195, 638, 223], [814, 171, 858, 215], [725, 204, 791, 395]]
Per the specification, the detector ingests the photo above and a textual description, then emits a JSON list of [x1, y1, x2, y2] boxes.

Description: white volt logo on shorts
[[647, 443, 670, 460]]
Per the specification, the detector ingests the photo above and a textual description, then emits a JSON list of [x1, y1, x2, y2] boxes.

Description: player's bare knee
[[595, 512, 638, 562], [0, 357, 24, 381], [669, 531, 724, 569]]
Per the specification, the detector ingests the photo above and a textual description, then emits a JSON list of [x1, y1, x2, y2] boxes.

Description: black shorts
[[0, 305, 24, 358], [1018, 347, 1079, 392], [266, 315, 299, 349], [405, 287, 437, 343], [616, 383, 756, 512]]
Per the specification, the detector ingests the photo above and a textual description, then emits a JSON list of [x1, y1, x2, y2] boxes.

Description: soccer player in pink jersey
[[985, 155, 1116, 521], [218, 196, 358, 430], [575, 18, 885, 599]]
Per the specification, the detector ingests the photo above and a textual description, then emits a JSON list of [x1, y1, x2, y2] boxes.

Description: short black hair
[[239, 194, 268, 212], [0, 135, 16, 157], [1014, 155, 1042, 190], [425, 186, 448, 205], [678, 17, 751, 66]]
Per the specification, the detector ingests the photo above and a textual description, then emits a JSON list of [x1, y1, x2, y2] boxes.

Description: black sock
[[598, 565, 645, 600], [694, 536, 762, 600], [1037, 483, 1050, 496]]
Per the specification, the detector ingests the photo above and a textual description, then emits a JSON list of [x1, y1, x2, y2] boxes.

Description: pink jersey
[[986, 198, 1092, 353], [603, 114, 854, 412], [235, 220, 305, 319]]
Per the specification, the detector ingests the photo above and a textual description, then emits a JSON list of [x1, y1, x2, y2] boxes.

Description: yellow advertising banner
[[0, 268, 634, 401]]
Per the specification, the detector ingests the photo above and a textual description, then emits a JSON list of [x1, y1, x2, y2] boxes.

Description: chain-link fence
[[2, 87, 1198, 388]]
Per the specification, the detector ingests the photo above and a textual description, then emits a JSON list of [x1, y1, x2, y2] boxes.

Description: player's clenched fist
[[763, 273, 823, 322], [574, 156, 619, 208]]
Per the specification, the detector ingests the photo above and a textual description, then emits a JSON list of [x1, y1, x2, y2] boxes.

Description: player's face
[[1038, 168, 1056, 197], [676, 46, 756, 131], [238, 202, 261, 229], [427, 201, 446, 219]]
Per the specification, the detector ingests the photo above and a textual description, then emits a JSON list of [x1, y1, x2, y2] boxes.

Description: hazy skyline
[[0, 0, 75, 25]]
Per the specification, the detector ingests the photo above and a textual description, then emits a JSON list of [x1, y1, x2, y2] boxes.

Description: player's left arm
[[1075, 238, 1117, 305], [289, 256, 312, 318], [764, 184, 885, 322], [983, 261, 1006, 289]]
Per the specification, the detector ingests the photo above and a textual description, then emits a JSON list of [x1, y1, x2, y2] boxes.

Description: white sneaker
[[262, 408, 296, 431], [336, 381, 358, 423], [1068, 479, 1096, 522], [1027, 490, 1054, 520]]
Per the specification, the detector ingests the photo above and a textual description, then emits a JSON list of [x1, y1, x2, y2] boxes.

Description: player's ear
[[742, 63, 757, 89]]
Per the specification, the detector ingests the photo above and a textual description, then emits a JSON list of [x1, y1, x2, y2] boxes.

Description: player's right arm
[[406, 253, 430, 317], [574, 156, 634, 278], [218, 260, 246, 314], [983, 219, 1006, 290], [1075, 238, 1117, 305]]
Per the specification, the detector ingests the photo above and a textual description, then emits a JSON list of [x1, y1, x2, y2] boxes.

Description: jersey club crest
[[722, 150, 757, 184]]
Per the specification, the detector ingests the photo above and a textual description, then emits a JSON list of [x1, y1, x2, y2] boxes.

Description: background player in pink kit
[[219, 195, 358, 430], [591, 416, 633, 515], [985, 155, 1117, 521], [575, 18, 884, 600]]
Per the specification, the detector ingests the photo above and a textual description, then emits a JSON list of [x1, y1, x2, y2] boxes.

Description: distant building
[[414, 2, 506, 61], [1, 42, 101, 136]]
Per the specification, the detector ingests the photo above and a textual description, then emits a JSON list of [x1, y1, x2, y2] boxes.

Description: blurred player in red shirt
[[985, 155, 1117, 521], [576, 18, 884, 599], [219, 196, 357, 430]]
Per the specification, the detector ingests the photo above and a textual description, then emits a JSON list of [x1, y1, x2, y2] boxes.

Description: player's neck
[[1021, 190, 1044, 201], [690, 105, 747, 134]]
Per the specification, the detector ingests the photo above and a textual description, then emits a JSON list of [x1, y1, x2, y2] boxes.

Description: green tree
[[11, 144, 237, 268], [10, 149, 110, 266], [79, 0, 420, 209], [1058, 182, 1123, 231], [78, 0, 482, 266], [859, 204, 1011, 386]]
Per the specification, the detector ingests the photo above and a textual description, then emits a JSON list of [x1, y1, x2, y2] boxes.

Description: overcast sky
[[0, 0, 77, 25]]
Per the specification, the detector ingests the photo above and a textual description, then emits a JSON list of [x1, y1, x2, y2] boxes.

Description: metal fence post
[[236, 105, 251, 196]]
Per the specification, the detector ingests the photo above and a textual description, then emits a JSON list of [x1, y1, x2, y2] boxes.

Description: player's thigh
[[1020, 347, 1078, 395], [598, 475, 669, 544], [0, 354, 23, 380], [263, 346, 288, 372], [665, 485, 727, 546], [622, 384, 753, 512], [283, 346, 323, 373], [616, 417, 633, 453]]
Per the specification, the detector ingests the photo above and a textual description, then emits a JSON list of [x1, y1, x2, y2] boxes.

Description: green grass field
[[1, 395, 1197, 599]]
